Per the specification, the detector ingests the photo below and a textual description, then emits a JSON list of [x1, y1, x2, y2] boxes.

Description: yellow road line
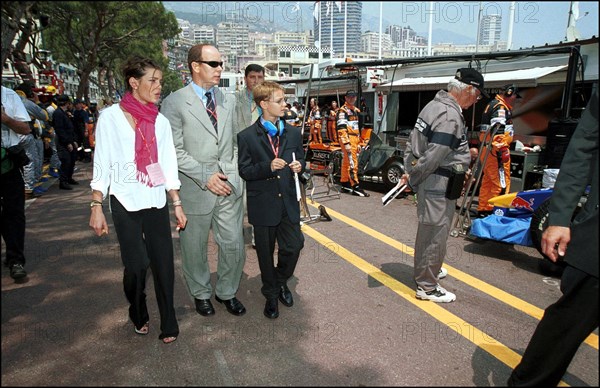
[[307, 200, 599, 350], [302, 226, 523, 368]]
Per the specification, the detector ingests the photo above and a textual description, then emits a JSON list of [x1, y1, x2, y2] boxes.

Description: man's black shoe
[[264, 298, 279, 319], [67, 179, 79, 185], [340, 181, 353, 193], [352, 185, 370, 197], [194, 298, 215, 316], [279, 284, 294, 307], [215, 296, 246, 316], [59, 182, 73, 190], [10, 264, 27, 280]]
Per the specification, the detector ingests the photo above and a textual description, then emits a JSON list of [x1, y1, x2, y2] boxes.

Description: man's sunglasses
[[196, 60, 223, 68]]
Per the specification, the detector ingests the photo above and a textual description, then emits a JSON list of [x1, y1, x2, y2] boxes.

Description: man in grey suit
[[161, 44, 246, 317], [508, 85, 598, 386], [234, 64, 265, 248], [234, 64, 265, 134]]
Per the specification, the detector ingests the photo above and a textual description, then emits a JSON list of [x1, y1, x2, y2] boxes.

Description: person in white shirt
[[89, 56, 187, 344], [1, 85, 32, 280]]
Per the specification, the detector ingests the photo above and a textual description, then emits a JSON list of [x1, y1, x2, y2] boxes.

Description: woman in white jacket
[[89, 56, 187, 344]]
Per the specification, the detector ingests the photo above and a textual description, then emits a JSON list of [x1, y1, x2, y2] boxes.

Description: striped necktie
[[205, 91, 217, 133]]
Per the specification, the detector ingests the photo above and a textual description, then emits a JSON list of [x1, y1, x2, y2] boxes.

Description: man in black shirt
[[53, 95, 78, 190]]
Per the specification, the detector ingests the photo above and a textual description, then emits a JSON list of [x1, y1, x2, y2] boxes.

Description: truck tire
[[382, 160, 404, 190]]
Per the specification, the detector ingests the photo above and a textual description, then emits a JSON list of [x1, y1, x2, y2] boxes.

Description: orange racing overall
[[337, 103, 362, 186], [308, 107, 323, 144], [478, 95, 514, 212], [327, 106, 339, 143]]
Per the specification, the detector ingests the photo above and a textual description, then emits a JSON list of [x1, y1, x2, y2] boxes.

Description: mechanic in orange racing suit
[[307, 97, 322, 144], [337, 90, 369, 197], [327, 100, 339, 143], [478, 84, 520, 216]]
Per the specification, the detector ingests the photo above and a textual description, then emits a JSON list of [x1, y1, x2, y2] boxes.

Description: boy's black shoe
[[10, 264, 27, 279]]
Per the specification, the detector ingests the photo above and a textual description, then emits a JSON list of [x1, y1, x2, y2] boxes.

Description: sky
[[164, 1, 599, 49], [360, 1, 599, 48]]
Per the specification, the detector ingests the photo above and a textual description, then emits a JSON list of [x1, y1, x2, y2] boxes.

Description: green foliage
[[2, 2, 43, 75], [37, 1, 179, 99], [161, 68, 185, 97]]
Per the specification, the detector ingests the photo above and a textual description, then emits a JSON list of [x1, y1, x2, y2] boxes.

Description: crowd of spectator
[[8, 83, 110, 197]]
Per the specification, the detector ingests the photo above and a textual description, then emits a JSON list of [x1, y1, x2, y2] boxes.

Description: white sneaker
[[438, 267, 448, 279], [416, 285, 456, 303]]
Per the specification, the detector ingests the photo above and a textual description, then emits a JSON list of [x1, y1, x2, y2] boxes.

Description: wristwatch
[[90, 200, 102, 208]]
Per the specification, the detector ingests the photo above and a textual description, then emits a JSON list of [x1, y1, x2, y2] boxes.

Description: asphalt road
[[2, 164, 598, 386]]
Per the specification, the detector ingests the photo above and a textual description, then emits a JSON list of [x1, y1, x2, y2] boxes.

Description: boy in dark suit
[[237, 81, 305, 319]]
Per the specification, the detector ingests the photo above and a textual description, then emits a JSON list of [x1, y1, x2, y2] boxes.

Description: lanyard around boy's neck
[[268, 134, 279, 157], [260, 116, 280, 156]]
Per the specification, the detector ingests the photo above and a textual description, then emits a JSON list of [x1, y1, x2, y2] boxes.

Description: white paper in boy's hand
[[292, 152, 301, 202], [382, 182, 407, 207]]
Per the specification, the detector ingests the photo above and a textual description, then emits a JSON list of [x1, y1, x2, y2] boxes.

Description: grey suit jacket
[[234, 88, 255, 135], [161, 84, 243, 215]]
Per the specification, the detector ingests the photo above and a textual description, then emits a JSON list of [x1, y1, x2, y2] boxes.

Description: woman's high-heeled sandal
[[134, 322, 149, 335], [162, 336, 177, 344]]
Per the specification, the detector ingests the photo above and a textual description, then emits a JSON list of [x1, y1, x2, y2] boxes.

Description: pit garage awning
[[307, 79, 358, 96], [279, 76, 359, 99], [376, 65, 568, 93]]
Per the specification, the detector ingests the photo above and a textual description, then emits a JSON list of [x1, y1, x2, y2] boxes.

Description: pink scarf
[[120, 92, 159, 187]]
